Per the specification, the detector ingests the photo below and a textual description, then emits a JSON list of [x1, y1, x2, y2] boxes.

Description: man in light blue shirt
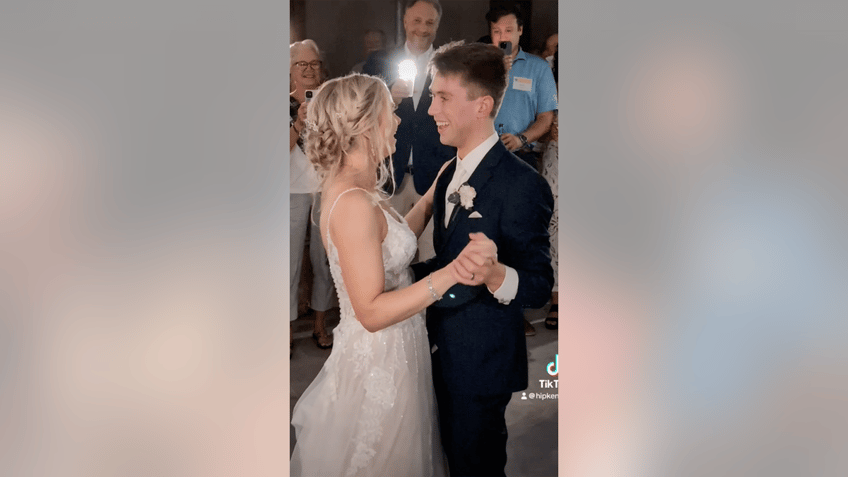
[[487, 5, 558, 168]]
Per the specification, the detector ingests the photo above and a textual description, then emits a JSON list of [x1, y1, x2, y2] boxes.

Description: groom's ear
[[476, 95, 494, 119]]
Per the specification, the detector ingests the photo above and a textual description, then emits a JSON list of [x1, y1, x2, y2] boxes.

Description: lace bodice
[[325, 188, 418, 330]]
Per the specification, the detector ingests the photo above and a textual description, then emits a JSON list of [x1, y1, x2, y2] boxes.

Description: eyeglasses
[[294, 60, 322, 70]]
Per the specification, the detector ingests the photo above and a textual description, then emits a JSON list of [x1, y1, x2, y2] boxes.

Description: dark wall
[[434, 0, 491, 48], [300, 0, 397, 78], [292, 0, 557, 80], [530, 0, 558, 53]]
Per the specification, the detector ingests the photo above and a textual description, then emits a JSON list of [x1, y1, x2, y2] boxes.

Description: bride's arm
[[404, 184, 434, 239], [331, 191, 458, 333], [405, 161, 452, 238]]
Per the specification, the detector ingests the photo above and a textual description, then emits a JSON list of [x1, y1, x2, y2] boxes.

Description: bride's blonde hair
[[303, 74, 396, 195]]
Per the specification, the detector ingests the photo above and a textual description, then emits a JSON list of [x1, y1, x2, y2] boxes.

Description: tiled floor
[[290, 306, 558, 477]]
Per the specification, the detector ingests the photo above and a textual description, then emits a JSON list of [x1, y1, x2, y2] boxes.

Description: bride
[[290, 74, 492, 476]]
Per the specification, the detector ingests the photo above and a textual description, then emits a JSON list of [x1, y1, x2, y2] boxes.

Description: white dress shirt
[[445, 132, 519, 304]]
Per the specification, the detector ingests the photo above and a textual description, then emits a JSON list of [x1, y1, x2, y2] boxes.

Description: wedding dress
[[291, 188, 447, 477]]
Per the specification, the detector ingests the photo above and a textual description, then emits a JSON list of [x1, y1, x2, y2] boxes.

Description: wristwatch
[[517, 133, 529, 148]]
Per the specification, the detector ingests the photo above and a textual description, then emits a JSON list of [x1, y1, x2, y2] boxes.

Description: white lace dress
[[290, 188, 447, 477]]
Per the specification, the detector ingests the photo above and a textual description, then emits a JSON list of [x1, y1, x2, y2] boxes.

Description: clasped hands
[[450, 232, 503, 289]]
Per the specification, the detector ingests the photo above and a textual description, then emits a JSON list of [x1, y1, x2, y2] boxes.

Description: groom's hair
[[429, 41, 507, 118]]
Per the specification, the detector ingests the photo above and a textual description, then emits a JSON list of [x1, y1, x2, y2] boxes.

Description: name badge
[[513, 76, 532, 91]]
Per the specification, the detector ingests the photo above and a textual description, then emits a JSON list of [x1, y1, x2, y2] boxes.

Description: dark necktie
[[447, 185, 464, 225]]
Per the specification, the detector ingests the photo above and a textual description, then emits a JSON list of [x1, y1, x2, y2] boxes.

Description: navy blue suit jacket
[[412, 140, 554, 396], [362, 48, 456, 195]]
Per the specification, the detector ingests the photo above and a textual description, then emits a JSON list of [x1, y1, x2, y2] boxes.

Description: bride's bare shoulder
[[323, 187, 385, 241], [324, 187, 377, 217]]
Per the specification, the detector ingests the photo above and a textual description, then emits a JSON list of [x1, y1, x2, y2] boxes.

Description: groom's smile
[[428, 72, 485, 157]]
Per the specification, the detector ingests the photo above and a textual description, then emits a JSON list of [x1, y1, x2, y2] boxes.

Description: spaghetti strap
[[326, 187, 371, 243]]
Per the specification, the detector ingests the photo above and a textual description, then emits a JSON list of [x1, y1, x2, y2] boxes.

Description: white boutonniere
[[458, 183, 476, 210]]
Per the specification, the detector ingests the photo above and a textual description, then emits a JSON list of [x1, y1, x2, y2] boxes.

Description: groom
[[412, 41, 554, 476]]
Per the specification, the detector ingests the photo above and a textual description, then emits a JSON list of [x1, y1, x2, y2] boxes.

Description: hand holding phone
[[499, 41, 514, 70]]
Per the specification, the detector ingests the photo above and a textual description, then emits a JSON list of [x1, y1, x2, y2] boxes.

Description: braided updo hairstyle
[[303, 74, 396, 195]]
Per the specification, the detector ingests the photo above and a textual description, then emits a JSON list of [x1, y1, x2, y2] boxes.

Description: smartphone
[[305, 90, 315, 102], [499, 41, 512, 56]]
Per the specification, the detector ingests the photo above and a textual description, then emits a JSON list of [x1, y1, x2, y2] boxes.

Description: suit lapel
[[416, 74, 433, 113], [442, 142, 504, 244], [434, 158, 457, 254]]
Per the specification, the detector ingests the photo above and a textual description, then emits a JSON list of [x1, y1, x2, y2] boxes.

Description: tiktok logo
[[539, 354, 559, 388], [547, 354, 558, 376]]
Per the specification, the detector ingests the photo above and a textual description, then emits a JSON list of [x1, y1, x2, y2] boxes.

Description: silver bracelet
[[427, 274, 442, 301]]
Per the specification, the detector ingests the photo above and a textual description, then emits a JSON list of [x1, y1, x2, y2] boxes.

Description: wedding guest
[[290, 39, 336, 350], [350, 29, 387, 74], [362, 0, 456, 261], [542, 33, 558, 68], [487, 4, 558, 171]]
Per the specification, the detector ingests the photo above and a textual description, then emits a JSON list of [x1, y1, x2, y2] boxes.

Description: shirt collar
[[456, 132, 499, 178], [513, 47, 528, 64], [404, 42, 435, 62]]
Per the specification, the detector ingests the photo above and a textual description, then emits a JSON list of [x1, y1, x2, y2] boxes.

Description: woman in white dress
[[290, 74, 493, 476]]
